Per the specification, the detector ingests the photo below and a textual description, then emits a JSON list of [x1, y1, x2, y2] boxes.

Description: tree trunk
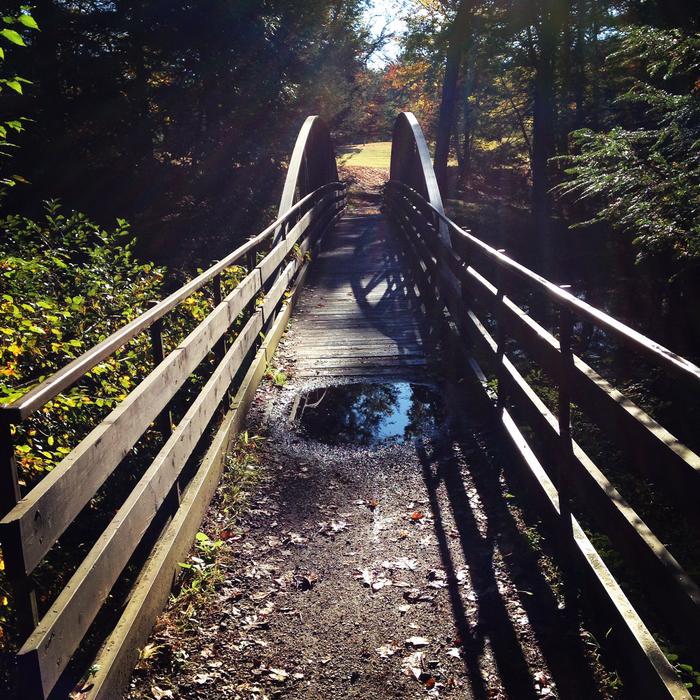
[[458, 47, 476, 188], [573, 0, 586, 128], [434, 1, 472, 198], [531, 0, 564, 229]]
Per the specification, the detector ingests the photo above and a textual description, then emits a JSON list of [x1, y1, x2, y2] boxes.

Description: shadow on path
[[416, 395, 602, 700]]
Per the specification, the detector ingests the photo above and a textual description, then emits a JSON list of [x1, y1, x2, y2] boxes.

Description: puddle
[[290, 382, 443, 446]]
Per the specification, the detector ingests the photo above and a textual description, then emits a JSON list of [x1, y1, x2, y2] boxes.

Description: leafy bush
[[0, 201, 165, 481], [556, 27, 700, 278]]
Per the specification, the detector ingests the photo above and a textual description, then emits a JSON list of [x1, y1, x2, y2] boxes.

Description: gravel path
[[127, 370, 612, 700], [127, 171, 615, 700]]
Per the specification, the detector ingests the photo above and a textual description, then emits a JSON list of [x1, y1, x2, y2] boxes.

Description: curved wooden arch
[[390, 111, 452, 249], [278, 116, 339, 224]]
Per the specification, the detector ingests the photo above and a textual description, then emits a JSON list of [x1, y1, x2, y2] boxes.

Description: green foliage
[[0, 5, 37, 188], [0, 201, 164, 482], [555, 27, 700, 277], [264, 365, 288, 386], [175, 532, 226, 603], [8, 1, 371, 264], [0, 201, 247, 487]]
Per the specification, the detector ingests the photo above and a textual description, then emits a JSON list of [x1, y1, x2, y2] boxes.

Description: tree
[[433, 0, 472, 196], [8, 1, 371, 265], [556, 27, 700, 281], [0, 4, 37, 189]]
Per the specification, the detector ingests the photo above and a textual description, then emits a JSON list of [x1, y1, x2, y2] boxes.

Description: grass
[[337, 141, 392, 169], [337, 140, 459, 169]]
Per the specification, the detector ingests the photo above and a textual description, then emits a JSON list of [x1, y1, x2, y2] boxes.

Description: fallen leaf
[[268, 668, 289, 683], [354, 568, 391, 592], [427, 569, 448, 588], [288, 532, 307, 545], [403, 589, 433, 604], [405, 636, 430, 648], [382, 557, 417, 571], [293, 572, 318, 591], [402, 651, 426, 680], [376, 642, 401, 658], [318, 520, 348, 537], [410, 511, 424, 521], [243, 615, 269, 630]]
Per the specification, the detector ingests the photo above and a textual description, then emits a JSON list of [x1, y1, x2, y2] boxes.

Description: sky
[[365, 0, 408, 69]]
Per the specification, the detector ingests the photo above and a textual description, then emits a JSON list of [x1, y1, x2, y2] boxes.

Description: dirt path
[[127, 371, 613, 699], [127, 170, 615, 699]]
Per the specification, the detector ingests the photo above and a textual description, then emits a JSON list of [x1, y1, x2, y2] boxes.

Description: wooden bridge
[[1, 113, 699, 699]]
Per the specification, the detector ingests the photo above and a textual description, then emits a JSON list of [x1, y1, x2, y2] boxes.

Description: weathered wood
[[258, 191, 338, 281], [0, 270, 263, 576], [394, 180, 700, 384], [456, 348, 690, 699], [567, 356, 700, 513], [289, 212, 432, 380], [385, 174, 697, 696], [19, 193, 344, 697], [491, 329, 700, 653], [1, 185, 340, 422], [83, 208, 325, 700], [18, 310, 265, 698], [408, 200, 700, 520], [0, 196, 340, 579]]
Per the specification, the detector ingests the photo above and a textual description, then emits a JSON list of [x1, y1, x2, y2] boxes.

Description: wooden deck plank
[[285, 214, 435, 379]]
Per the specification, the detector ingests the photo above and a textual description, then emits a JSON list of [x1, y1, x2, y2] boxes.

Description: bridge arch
[[389, 111, 452, 249], [278, 116, 339, 224]]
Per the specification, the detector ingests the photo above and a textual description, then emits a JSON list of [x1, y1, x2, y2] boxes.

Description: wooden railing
[[385, 113, 699, 700], [0, 117, 346, 699]]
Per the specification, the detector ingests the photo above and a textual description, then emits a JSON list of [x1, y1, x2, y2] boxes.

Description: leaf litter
[[126, 372, 617, 699]]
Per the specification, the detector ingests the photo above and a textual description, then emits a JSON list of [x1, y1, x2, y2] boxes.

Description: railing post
[[246, 247, 256, 277], [149, 315, 172, 440], [148, 312, 182, 517], [212, 273, 226, 362], [0, 417, 39, 641], [557, 303, 578, 615], [212, 273, 231, 412], [495, 257, 509, 409]]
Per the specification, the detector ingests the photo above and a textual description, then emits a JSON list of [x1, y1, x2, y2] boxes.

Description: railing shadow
[[414, 399, 602, 699], [330, 213, 443, 366]]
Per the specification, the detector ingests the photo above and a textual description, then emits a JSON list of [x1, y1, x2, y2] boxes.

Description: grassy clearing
[[337, 140, 460, 169], [337, 141, 392, 169]]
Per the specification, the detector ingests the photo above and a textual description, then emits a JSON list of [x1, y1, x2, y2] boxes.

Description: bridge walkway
[[287, 212, 439, 381], [132, 211, 605, 699]]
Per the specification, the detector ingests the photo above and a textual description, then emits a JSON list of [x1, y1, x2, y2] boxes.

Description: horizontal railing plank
[[392, 181, 700, 385], [82, 195, 327, 700], [0, 269, 263, 576], [18, 309, 265, 698], [387, 185, 700, 680], [1, 184, 342, 421], [0, 195, 339, 577], [400, 187, 700, 519]]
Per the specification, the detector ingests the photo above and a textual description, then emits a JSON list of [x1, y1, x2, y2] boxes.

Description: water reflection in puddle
[[291, 382, 442, 446]]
